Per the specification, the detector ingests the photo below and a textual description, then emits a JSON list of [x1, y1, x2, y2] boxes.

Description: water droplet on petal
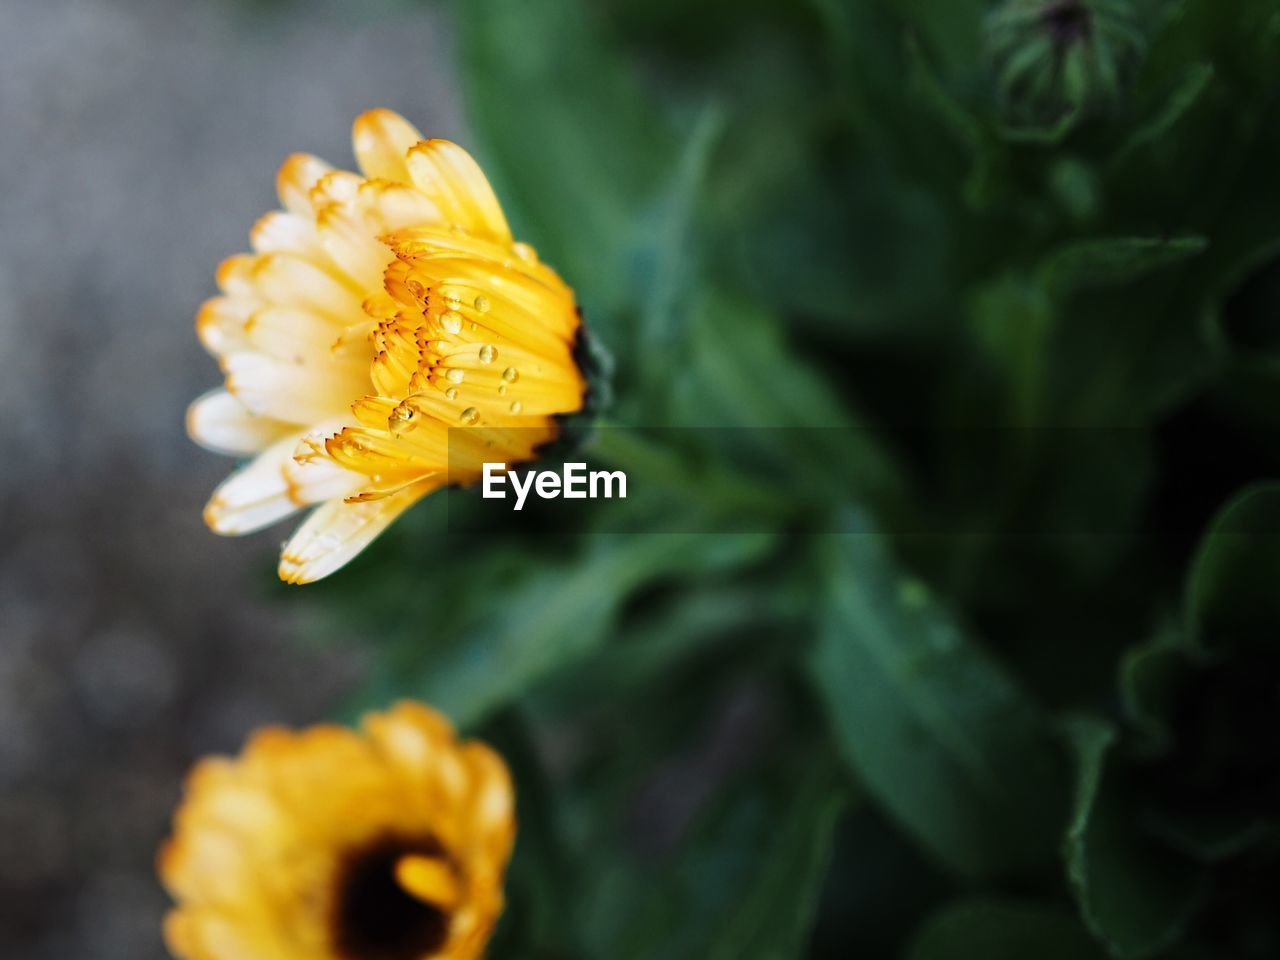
[[441, 311, 462, 334], [446, 368, 465, 384], [479, 344, 497, 364], [502, 367, 519, 383], [474, 295, 490, 313], [460, 407, 480, 425], [389, 404, 416, 435], [442, 287, 463, 309], [512, 242, 537, 263], [406, 279, 425, 297], [445, 387, 458, 401], [509, 400, 523, 414], [498, 384, 508, 397]]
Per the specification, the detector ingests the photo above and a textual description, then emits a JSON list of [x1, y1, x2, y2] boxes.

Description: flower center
[[331, 835, 456, 960], [1040, 0, 1091, 48]]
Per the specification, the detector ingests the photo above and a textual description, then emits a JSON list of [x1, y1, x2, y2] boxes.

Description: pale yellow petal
[[187, 389, 295, 456], [202, 433, 306, 535], [315, 203, 391, 291], [249, 253, 366, 323], [357, 179, 441, 233], [275, 153, 333, 216], [352, 108, 423, 182], [278, 483, 431, 584], [196, 297, 255, 356], [244, 305, 366, 367], [250, 211, 325, 261], [222, 351, 365, 424], [282, 442, 365, 505]]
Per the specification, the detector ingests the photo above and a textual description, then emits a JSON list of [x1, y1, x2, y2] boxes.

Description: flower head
[[158, 702, 515, 960], [187, 110, 586, 583]]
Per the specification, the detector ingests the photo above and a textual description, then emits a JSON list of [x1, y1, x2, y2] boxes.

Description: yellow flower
[[187, 110, 586, 583], [158, 702, 516, 960]]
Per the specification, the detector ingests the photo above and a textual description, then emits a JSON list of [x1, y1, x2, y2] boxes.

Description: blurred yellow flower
[[158, 702, 515, 960], [187, 109, 586, 583]]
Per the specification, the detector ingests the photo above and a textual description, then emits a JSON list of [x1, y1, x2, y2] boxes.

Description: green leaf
[[969, 274, 1054, 426], [634, 105, 725, 405], [414, 532, 773, 726], [674, 291, 905, 514], [485, 712, 580, 959], [1063, 717, 1207, 958], [540, 582, 804, 710], [890, 0, 988, 78], [807, 524, 1067, 878], [999, 106, 1084, 146], [904, 32, 1000, 205], [705, 760, 847, 960], [1117, 627, 1195, 752], [583, 745, 848, 960], [1185, 483, 1280, 648], [1112, 62, 1215, 165], [1039, 236, 1209, 297], [907, 898, 1109, 960]]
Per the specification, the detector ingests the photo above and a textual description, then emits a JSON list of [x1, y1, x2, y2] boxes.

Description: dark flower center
[[1040, 0, 1092, 47], [331, 835, 452, 960]]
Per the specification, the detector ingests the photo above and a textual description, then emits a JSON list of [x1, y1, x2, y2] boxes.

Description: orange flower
[[158, 702, 515, 960], [187, 110, 585, 582]]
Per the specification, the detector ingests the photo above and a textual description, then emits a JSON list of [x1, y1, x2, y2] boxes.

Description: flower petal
[[352, 109, 423, 183], [203, 423, 359, 536], [278, 483, 432, 584], [249, 253, 366, 324], [195, 297, 255, 356], [202, 433, 307, 535], [276, 153, 333, 216], [187, 389, 295, 456], [222, 350, 365, 424], [249, 211, 325, 261], [244, 306, 366, 367], [405, 140, 512, 242], [283, 438, 366, 504]]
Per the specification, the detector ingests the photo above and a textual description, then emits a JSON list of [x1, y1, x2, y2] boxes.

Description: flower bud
[[986, 0, 1144, 130]]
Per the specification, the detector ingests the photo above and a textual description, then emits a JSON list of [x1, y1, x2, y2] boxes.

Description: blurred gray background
[[0, 0, 462, 955]]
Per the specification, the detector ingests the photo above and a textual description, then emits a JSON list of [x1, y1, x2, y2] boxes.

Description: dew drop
[[474, 295, 490, 313], [512, 242, 537, 263], [478, 344, 497, 364], [445, 368, 465, 384], [509, 400, 523, 414], [460, 407, 480, 425], [388, 404, 416, 435], [406, 279, 425, 297], [441, 311, 463, 334], [442, 287, 463, 309], [445, 386, 458, 401], [502, 366, 519, 383], [498, 384, 508, 397]]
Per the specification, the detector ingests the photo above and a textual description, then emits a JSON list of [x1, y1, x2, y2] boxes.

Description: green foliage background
[[306, 1, 1280, 956]]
